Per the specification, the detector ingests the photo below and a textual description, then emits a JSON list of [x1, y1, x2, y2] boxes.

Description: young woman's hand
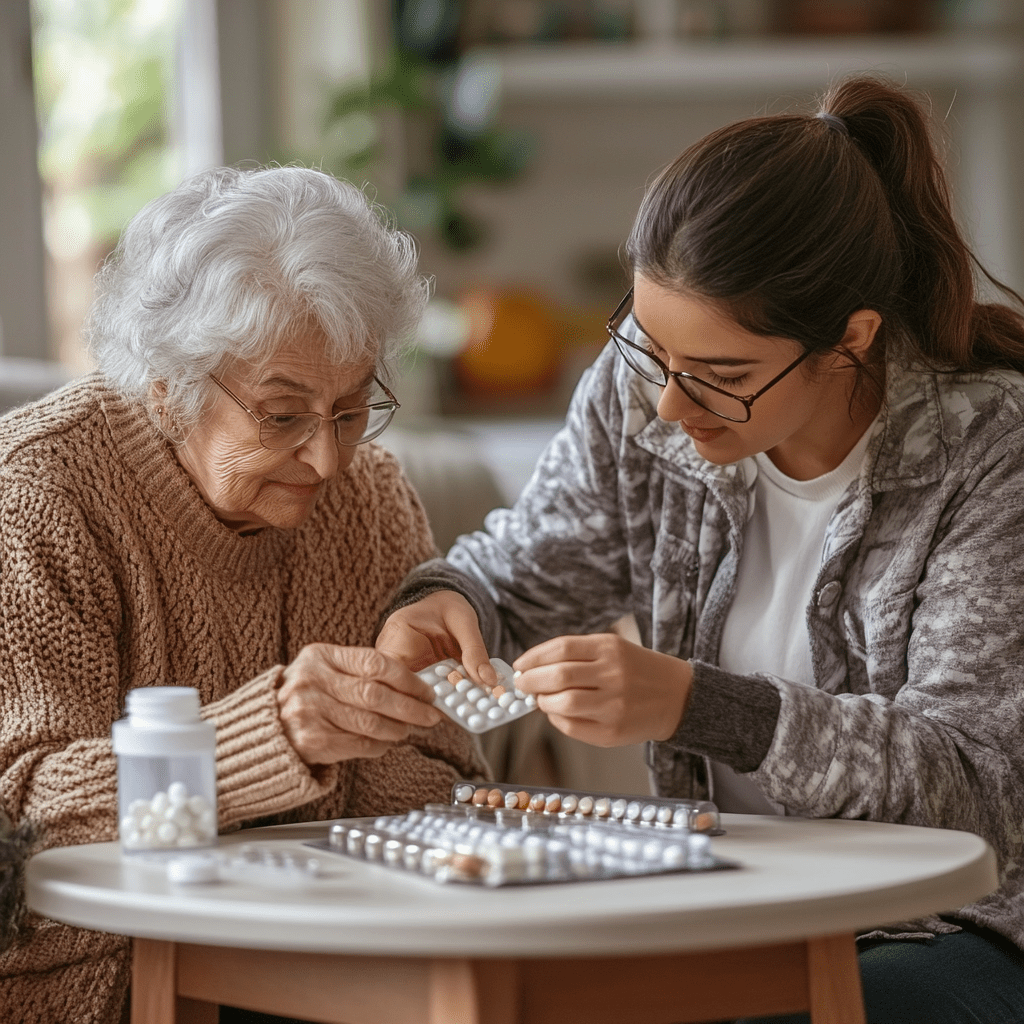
[[512, 634, 693, 747], [375, 591, 499, 687], [275, 643, 443, 765]]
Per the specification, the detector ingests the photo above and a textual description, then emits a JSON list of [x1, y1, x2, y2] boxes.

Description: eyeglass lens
[[259, 404, 396, 450], [612, 310, 750, 422]]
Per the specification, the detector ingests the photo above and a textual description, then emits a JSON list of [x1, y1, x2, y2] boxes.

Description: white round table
[[26, 814, 998, 1024]]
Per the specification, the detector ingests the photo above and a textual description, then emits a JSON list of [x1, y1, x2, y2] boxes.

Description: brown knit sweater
[[0, 373, 486, 1024]]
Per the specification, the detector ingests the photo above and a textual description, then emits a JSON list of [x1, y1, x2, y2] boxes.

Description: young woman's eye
[[706, 371, 751, 389]]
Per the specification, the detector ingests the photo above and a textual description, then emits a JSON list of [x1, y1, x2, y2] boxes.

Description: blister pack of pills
[[418, 657, 536, 733], [308, 783, 733, 887], [164, 844, 323, 887]]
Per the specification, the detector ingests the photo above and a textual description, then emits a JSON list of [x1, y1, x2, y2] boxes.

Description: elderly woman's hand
[[275, 644, 444, 765]]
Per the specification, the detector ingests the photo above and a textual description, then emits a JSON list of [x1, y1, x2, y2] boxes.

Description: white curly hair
[[86, 165, 429, 428]]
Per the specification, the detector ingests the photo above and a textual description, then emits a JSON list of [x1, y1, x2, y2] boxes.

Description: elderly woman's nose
[[297, 422, 342, 477]]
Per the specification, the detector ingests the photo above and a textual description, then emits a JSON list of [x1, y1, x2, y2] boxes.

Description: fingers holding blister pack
[[417, 657, 537, 733]]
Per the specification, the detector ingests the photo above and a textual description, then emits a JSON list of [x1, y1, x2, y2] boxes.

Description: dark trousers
[[740, 923, 1024, 1024]]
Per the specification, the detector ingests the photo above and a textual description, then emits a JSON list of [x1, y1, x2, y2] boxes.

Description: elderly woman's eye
[[267, 414, 302, 427]]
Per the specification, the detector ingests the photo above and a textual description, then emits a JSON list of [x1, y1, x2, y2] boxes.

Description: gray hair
[[86, 166, 430, 427]]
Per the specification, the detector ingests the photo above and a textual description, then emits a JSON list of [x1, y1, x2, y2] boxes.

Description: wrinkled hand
[[375, 591, 499, 687], [276, 644, 443, 765], [512, 633, 693, 747]]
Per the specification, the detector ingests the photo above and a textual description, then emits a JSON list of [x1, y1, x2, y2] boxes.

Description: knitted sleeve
[[0, 476, 125, 849]]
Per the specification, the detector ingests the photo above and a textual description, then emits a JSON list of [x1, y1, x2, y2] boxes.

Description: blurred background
[[2, 0, 1023, 787]]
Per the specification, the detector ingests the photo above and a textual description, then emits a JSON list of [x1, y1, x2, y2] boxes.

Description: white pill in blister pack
[[166, 843, 323, 887], [418, 657, 536, 734]]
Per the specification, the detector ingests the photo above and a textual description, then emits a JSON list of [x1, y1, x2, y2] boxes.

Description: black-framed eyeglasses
[[209, 374, 400, 450], [606, 288, 814, 423]]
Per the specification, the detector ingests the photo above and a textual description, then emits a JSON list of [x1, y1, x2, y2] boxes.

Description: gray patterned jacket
[[398, 341, 1024, 947]]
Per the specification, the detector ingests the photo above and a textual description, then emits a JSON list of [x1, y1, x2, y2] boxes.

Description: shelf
[[478, 33, 1024, 98]]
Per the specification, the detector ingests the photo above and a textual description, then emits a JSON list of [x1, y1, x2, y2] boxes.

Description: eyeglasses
[[209, 374, 400, 450], [606, 288, 813, 423]]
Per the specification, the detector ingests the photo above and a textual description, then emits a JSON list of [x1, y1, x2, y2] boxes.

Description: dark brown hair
[[624, 75, 1024, 378]]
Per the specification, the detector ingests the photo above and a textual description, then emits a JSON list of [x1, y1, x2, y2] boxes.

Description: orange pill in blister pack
[[516, 791, 531, 810], [487, 789, 503, 808], [471, 788, 489, 806]]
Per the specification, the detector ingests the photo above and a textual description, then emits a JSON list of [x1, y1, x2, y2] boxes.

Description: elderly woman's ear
[[147, 381, 175, 438]]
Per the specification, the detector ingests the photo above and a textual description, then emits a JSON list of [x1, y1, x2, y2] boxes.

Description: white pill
[[512, 688, 526, 700], [487, 706, 504, 720], [434, 664, 453, 677], [524, 694, 537, 708], [129, 799, 149, 819], [176, 828, 203, 847], [167, 782, 188, 806], [467, 714, 485, 730], [444, 692, 462, 708], [497, 692, 515, 708], [656, 806, 674, 824], [156, 821, 179, 844], [513, 670, 522, 679], [476, 696, 494, 711], [433, 680, 454, 697], [150, 791, 169, 814], [455, 784, 475, 803], [465, 687, 485, 703], [455, 703, 471, 719], [170, 806, 193, 827], [120, 816, 135, 834], [641, 804, 658, 822], [167, 854, 218, 884], [455, 678, 473, 693], [508, 700, 525, 715], [140, 813, 155, 831], [187, 794, 209, 815], [663, 844, 687, 868], [625, 800, 642, 821]]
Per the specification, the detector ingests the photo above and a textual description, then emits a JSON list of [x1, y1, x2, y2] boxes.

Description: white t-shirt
[[711, 425, 875, 813]]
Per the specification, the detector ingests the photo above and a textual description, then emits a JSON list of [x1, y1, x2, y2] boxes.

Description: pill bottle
[[112, 687, 217, 854]]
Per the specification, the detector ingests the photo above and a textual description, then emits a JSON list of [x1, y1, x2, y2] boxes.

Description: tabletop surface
[[26, 814, 998, 957]]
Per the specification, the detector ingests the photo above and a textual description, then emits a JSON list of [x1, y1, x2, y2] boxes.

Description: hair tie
[[816, 112, 849, 137]]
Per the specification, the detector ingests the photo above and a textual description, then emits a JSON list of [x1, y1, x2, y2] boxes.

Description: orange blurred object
[[454, 287, 563, 396]]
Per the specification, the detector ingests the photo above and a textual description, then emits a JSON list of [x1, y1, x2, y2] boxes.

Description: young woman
[[377, 76, 1024, 1021]]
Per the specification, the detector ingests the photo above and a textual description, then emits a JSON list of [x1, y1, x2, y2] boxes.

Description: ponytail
[[626, 74, 1024, 377], [823, 77, 1024, 373]]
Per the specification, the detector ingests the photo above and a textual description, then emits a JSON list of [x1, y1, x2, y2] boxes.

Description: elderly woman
[[0, 166, 485, 1024]]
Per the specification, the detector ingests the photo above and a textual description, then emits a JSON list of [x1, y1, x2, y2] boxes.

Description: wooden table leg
[[132, 938, 218, 1024], [807, 934, 866, 1024], [428, 958, 520, 1024]]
